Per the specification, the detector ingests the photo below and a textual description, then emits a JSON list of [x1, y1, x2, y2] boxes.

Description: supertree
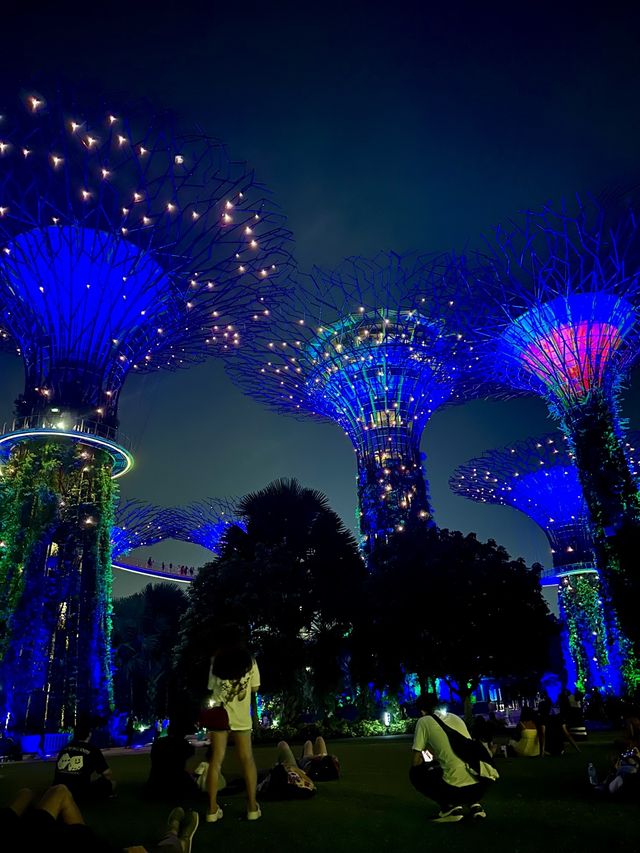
[[0, 88, 291, 731], [450, 432, 640, 693], [458, 198, 640, 647], [111, 499, 165, 559], [159, 498, 242, 554], [228, 252, 480, 553], [110, 498, 240, 582]]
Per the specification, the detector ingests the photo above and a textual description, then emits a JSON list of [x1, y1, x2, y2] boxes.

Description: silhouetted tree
[[177, 478, 366, 723], [354, 526, 557, 718], [112, 583, 187, 721]]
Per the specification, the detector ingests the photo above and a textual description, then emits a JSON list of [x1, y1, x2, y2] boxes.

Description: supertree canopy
[[159, 498, 242, 554], [111, 499, 165, 558], [228, 252, 480, 552], [0, 89, 291, 732], [460, 198, 640, 648], [450, 431, 640, 693], [111, 497, 241, 569]]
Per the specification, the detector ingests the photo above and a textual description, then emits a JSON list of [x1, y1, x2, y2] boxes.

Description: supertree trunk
[[357, 429, 432, 551], [563, 391, 640, 650], [557, 572, 634, 694], [0, 441, 115, 732]]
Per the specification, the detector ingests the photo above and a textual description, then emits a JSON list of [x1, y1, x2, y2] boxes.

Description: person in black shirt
[[145, 719, 199, 800], [54, 718, 114, 802]]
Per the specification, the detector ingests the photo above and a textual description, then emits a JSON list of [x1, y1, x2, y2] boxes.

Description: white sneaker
[[247, 805, 262, 821], [206, 807, 223, 823], [433, 806, 464, 823]]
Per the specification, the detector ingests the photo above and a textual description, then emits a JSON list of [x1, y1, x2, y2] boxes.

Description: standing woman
[[202, 628, 261, 823]]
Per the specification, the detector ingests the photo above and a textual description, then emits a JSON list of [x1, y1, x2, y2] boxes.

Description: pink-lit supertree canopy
[[451, 431, 640, 693], [458, 198, 640, 648], [0, 88, 292, 732], [227, 252, 483, 553]]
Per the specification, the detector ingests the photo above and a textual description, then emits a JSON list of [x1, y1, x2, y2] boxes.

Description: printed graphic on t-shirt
[[221, 673, 251, 703], [57, 752, 85, 772]]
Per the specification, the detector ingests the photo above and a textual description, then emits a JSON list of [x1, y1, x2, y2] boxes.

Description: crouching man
[[410, 693, 499, 822]]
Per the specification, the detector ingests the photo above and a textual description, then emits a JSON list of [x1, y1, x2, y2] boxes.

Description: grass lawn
[[0, 733, 636, 852]]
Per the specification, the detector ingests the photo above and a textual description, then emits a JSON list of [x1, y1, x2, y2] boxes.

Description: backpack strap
[[428, 713, 494, 773], [428, 712, 451, 735]]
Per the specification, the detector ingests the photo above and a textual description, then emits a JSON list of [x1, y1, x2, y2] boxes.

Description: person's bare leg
[[314, 736, 328, 756], [277, 740, 297, 766], [302, 739, 314, 760], [36, 784, 85, 825], [206, 731, 228, 815], [7, 788, 34, 817], [234, 731, 258, 813]]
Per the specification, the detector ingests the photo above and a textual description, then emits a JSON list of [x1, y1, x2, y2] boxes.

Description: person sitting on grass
[[589, 746, 640, 799], [508, 707, 545, 757], [145, 717, 200, 800], [538, 699, 580, 756], [410, 693, 498, 823], [53, 715, 115, 802], [472, 716, 500, 756]]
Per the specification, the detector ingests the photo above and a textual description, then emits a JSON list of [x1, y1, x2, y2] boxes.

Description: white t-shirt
[[412, 712, 499, 787], [208, 658, 260, 731]]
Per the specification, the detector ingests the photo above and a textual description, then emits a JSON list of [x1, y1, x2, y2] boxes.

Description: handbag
[[194, 761, 226, 792], [199, 704, 230, 731]]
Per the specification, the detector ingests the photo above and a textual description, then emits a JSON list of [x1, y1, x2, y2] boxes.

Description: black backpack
[[429, 713, 496, 777]]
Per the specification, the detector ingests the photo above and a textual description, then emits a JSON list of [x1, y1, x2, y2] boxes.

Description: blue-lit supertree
[[0, 89, 291, 731], [228, 252, 479, 553], [450, 432, 640, 693], [111, 499, 165, 558], [111, 498, 241, 579], [459, 198, 640, 648], [160, 498, 242, 554]]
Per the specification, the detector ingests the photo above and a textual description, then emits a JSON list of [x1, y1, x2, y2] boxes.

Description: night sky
[[2, 2, 640, 598]]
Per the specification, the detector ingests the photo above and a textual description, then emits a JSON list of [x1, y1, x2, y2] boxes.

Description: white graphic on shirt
[[57, 753, 84, 772]]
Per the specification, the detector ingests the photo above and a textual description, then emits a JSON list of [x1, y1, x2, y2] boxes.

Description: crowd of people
[[3, 629, 640, 848], [143, 558, 196, 578]]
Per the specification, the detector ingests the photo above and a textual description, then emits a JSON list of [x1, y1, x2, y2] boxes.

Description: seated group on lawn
[[4, 691, 640, 850]]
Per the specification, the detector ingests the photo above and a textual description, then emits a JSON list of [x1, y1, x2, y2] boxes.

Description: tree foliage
[[112, 583, 188, 721], [354, 526, 558, 709], [176, 478, 367, 721]]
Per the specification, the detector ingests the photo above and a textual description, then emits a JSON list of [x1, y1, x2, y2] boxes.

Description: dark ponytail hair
[[211, 646, 252, 681], [210, 623, 252, 681]]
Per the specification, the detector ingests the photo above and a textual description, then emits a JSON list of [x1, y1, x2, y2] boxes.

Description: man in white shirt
[[411, 693, 498, 822]]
